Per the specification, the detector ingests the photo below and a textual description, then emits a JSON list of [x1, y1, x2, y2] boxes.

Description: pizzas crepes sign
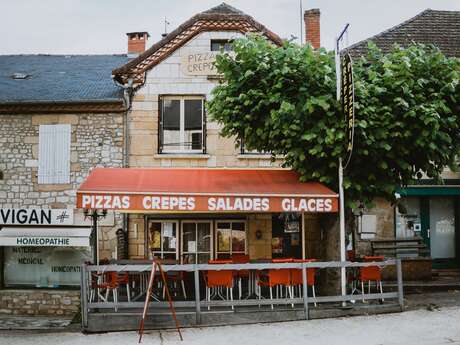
[[77, 193, 338, 213]]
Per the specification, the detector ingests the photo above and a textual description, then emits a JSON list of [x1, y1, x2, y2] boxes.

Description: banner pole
[[335, 30, 347, 306]]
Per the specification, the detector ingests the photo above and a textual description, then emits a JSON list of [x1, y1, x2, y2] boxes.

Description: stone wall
[[0, 112, 125, 259], [247, 214, 272, 259], [354, 198, 395, 256], [128, 30, 283, 169], [0, 289, 80, 316]]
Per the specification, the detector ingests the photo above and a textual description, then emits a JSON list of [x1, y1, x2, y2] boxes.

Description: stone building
[[0, 55, 127, 315], [77, 4, 340, 269], [347, 9, 460, 272]]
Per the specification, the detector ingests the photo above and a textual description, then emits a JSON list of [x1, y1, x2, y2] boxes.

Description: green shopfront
[[397, 182, 460, 268]]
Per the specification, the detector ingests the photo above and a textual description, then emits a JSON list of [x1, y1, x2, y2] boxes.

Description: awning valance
[[76, 168, 338, 213], [0, 227, 91, 247]]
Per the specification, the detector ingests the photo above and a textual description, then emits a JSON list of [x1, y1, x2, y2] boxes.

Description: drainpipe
[[113, 77, 134, 255]]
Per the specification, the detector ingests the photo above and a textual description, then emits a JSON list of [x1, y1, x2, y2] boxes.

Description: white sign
[[0, 208, 73, 225], [0, 237, 90, 247], [181, 51, 218, 76]]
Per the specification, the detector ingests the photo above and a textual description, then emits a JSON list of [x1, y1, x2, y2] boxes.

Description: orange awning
[[76, 168, 338, 213]]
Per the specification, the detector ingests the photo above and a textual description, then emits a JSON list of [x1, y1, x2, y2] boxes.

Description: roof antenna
[[162, 17, 170, 38]]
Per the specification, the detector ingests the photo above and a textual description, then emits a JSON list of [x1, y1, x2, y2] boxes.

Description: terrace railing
[[80, 259, 404, 329]]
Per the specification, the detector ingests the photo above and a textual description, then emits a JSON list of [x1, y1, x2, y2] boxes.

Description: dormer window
[[210, 39, 233, 52]]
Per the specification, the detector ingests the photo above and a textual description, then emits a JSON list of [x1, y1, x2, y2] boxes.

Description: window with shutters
[[159, 96, 206, 153], [38, 124, 71, 184]]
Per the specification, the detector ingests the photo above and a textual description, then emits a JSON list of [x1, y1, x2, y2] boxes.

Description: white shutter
[[38, 124, 71, 184]]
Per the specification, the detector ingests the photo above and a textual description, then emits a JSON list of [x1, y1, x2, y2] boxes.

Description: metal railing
[[80, 259, 404, 328]]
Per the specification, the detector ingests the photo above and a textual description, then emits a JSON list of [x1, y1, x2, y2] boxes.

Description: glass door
[[429, 197, 456, 259], [147, 220, 179, 260], [181, 221, 212, 264]]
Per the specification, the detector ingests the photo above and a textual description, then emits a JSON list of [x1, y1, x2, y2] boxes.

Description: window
[[159, 96, 205, 153], [216, 221, 246, 258], [210, 39, 233, 52], [147, 221, 178, 260], [4, 246, 91, 287], [181, 221, 212, 264], [38, 124, 71, 184]]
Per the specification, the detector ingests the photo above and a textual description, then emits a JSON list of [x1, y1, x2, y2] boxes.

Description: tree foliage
[[207, 35, 460, 205]]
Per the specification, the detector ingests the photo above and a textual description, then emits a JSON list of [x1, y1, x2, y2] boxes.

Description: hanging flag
[[340, 53, 355, 167]]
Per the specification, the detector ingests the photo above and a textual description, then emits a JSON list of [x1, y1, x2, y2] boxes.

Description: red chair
[[257, 258, 293, 309], [205, 259, 234, 310], [232, 254, 250, 299], [90, 271, 119, 310], [359, 255, 384, 302], [291, 259, 317, 306]]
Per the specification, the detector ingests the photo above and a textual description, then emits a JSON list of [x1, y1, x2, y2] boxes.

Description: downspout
[[113, 77, 134, 257]]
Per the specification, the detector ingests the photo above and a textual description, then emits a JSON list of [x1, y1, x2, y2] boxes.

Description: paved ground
[[1, 305, 460, 345], [1, 291, 460, 344]]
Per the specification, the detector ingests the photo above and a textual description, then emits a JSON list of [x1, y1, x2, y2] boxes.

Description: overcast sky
[[1, 0, 459, 55]]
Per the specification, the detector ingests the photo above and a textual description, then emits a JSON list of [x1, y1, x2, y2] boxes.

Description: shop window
[[148, 221, 178, 260], [181, 221, 212, 264], [210, 39, 233, 52], [395, 197, 421, 238], [216, 221, 246, 258], [159, 96, 205, 153], [38, 124, 71, 184], [3, 246, 91, 287]]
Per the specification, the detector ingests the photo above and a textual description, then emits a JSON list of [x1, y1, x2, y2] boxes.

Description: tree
[[207, 35, 460, 206]]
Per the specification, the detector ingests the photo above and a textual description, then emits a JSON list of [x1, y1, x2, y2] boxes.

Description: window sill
[[154, 153, 210, 160], [237, 154, 283, 160]]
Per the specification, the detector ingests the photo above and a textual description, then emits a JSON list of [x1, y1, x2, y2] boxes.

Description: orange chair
[[90, 271, 119, 310], [232, 254, 250, 299], [291, 259, 317, 306], [359, 255, 384, 302], [257, 258, 293, 309], [205, 259, 234, 310]]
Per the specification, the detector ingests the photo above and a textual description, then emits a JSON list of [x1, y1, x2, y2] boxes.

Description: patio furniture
[[231, 254, 250, 299], [257, 258, 293, 309], [291, 259, 317, 307], [359, 255, 385, 302], [205, 259, 234, 310]]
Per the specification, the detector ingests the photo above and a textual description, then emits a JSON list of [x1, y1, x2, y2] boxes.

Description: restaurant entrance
[[271, 213, 302, 259]]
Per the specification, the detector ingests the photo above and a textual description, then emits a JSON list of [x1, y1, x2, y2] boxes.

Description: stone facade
[[0, 111, 124, 315], [128, 31, 283, 169], [0, 289, 80, 316], [125, 30, 290, 261], [0, 112, 125, 258]]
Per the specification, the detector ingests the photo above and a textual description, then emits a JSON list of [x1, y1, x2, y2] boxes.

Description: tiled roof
[[113, 2, 283, 84], [347, 9, 460, 58], [0, 54, 129, 104]]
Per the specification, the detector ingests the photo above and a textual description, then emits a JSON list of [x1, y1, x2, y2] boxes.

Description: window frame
[[158, 95, 206, 154], [180, 220, 213, 264], [210, 39, 233, 52], [215, 220, 248, 258], [147, 220, 179, 260]]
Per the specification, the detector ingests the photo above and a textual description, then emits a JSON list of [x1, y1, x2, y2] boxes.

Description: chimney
[[126, 32, 150, 58], [304, 9, 320, 49]]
